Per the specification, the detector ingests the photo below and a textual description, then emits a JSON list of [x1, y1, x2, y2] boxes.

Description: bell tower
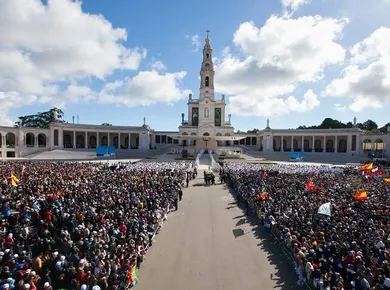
[[199, 30, 215, 100]]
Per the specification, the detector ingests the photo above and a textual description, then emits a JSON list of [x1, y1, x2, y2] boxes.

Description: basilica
[[0, 35, 388, 159]]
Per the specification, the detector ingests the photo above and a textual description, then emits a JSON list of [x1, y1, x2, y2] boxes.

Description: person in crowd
[[225, 162, 390, 290], [0, 160, 189, 290]]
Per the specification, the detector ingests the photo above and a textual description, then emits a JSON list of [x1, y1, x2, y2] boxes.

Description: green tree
[[15, 107, 65, 128], [101, 123, 112, 126], [360, 119, 378, 131], [247, 128, 260, 133]]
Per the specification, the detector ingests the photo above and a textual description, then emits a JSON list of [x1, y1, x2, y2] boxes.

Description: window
[[162, 135, 166, 143], [206, 53, 209, 59], [54, 130, 59, 146], [205, 76, 209, 87], [155, 135, 160, 144], [352, 135, 356, 151]]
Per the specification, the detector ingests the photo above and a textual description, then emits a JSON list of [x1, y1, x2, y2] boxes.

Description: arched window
[[205, 76, 209, 87], [204, 107, 209, 118], [206, 53, 209, 59]]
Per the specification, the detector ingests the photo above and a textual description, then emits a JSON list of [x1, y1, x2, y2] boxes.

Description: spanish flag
[[355, 190, 368, 201], [10, 174, 19, 187], [360, 162, 373, 171], [384, 177, 390, 184]]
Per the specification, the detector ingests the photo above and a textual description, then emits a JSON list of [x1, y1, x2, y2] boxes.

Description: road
[[136, 163, 299, 290]]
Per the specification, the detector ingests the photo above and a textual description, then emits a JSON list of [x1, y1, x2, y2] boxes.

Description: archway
[[63, 134, 72, 148], [124, 136, 129, 148], [89, 136, 97, 147], [362, 139, 372, 151], [205, 76, 210, 87], [26, 133, 35, 147], [282, 139, 287, 151], [326, 139, 334, 152], [338, 139, 347, 152], [304, 139, 309, 151], [293, 139, 298, 151], [113, 136, 119, 148], [6, 133, 16, 148], [38, 133, 46, 147], [101, 136, 108, 146], [314, 139, 321, 152], [203, 132, 210, 136], [76, 135, 85, 148], [374, 139, 384, 151]]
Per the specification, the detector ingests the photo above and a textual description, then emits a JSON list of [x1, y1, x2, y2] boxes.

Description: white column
[[291, 136, 293, 152], [301, 136, 304, 152], [97, 131, 100, 146], [281, 136, 284, 152], [118, 132, 121, 149], [128, 132, 131, 149], [85, 131, 88, 148], [73, 131, 76, 148], [35, 136, 38, 147], [335, 135, 338, 153], [323, 135, 326, 152], [347, 134, 352, 153], [59, 129, 64, 148], [312, 136, 315, 152], [108, 132, 110, 146]]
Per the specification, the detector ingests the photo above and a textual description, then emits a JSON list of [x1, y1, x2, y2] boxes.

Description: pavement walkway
[[136, 164, 298, 290]]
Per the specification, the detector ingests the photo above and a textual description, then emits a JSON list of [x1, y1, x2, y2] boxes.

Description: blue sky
[[1, 0, 390, 131]]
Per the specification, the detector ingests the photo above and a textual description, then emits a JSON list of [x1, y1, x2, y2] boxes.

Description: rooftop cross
[[206, 29, 210, 38]]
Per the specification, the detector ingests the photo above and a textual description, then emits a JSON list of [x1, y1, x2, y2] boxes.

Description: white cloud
[[281, 0, 310, 12], [215, 16, 347, 117], [97, 70, 191, 107], [185, 34, 201, 52], [150, 60, 167, 72], [324, 27, 390, 111], [333, 103, 347, 112], [0, 92, 38, 126], [0, 0, 148, 125]]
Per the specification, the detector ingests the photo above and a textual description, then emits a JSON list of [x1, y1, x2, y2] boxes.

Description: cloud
[[214, 16, 347, 117], [150, 60, 167, 72], [333, 103, 347, 112], [185, 34, 201, 52], [281, 0, 310, 13], [324, 27, 390, 111], [97, 70, 191, 107], [0, 0, 192, 125]]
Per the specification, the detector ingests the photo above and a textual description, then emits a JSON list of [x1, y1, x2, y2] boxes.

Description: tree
[[247, 129, 260, 133], [360, 119, 378, 131], [101, 123, 112, 126], [15, 107, 65, 128]]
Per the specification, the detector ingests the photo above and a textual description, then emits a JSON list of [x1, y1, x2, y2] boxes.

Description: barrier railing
[[126, 204, 170, 289], [229, 181, 314, 290]]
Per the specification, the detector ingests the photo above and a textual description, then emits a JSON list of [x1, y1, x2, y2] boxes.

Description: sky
[[1, 0, 390, 131]]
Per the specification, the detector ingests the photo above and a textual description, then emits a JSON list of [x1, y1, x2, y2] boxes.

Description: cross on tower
[[206, 29, 210, 38]]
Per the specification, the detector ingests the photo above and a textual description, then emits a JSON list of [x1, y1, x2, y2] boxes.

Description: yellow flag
[[10, 174, 19, 187]]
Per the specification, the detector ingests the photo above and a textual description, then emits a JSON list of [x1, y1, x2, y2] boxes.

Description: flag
[[318, 202, 331, 216], [10, 174, 19, 187], [355, 190, 368, 201], [256, 193, 269, 201], [306, 178, 317, 191], [371, 168, 384, 175], [384, 177, 390, 184], [360, 162, 373, 171], [128, 265, 138, 284]]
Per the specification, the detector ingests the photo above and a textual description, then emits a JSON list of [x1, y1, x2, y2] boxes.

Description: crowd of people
[[223, 162, 390, 290], [0, 160, 190, 290]]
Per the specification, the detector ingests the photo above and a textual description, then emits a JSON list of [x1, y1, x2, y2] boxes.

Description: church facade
[[0, 35, 388, 159]]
